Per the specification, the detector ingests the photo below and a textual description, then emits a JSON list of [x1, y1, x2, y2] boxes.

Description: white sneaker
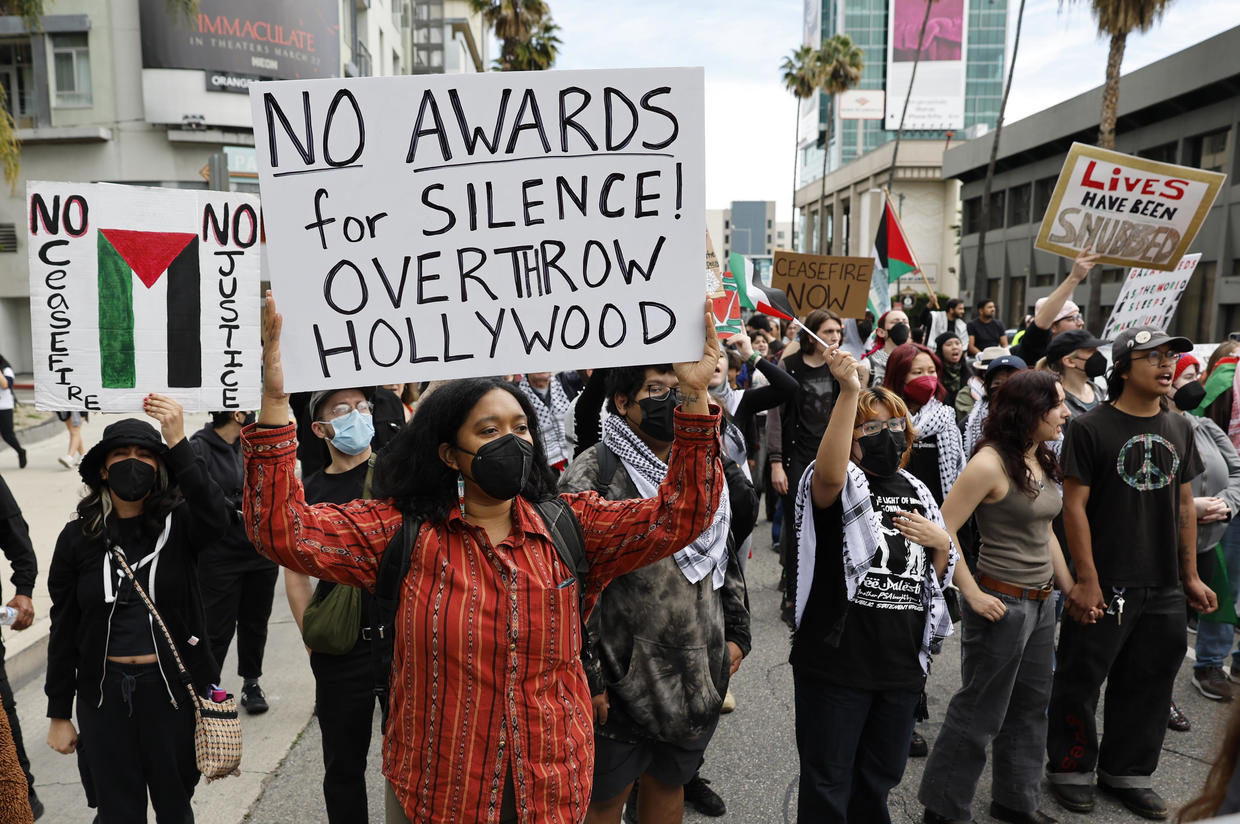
[[57, 455, 74, 469], [720, 688, 736, 714], [73, 454, 82, 466]]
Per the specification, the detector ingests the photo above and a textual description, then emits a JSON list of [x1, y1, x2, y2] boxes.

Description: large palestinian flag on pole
[[870, 192, 921, 317], [729, 252, 798, 321], [97, 229, 201, 388]]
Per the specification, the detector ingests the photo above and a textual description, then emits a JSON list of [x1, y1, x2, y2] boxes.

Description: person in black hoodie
[[45, 397, 228, 823], [190, 411, 279, 715]]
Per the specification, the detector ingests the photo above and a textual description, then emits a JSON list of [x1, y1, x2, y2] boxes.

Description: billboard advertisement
[[798, 0, 822, 148], [139, 0, 340, 80], [884, 0, 967, 130]]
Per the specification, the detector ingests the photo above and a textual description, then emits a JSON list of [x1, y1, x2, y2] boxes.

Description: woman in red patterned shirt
[[243, 294, 726, 824]]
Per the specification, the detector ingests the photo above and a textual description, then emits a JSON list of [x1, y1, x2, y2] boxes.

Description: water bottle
[[0, 607, 16, 626]]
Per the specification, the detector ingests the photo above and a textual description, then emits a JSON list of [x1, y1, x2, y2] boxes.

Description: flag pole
[[789, 317, 836, 352]]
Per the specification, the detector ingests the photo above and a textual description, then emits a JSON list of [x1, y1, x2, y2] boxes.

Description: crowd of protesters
[[1, 246, 1240, 824]]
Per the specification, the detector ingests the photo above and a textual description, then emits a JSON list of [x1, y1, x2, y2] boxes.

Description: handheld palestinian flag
[[729, 253, 797, 322], [870, 193, 920, 317]]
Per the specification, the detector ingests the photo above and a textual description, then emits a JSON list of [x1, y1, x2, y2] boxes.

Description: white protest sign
[[1101, 253, 1201, 339], [27, 182, 262, 412], [1035, 143, 1225, 271], [250, 68, 706, 392]]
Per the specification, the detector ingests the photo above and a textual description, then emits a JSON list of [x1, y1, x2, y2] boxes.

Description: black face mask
[[458, 434, 534, 501], [106, 458, 157, 502], [887, 323, 911, 346], [636, 392, 680, 443], [857, 429, 905, 477], [1174, 380, 1207, 412], [1082, 351, 1107, 379]]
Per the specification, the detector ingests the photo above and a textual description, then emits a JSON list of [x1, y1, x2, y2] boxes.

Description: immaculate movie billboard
[[798, 0, 822, 148], [139, 0, 340, 81], [884, 0, 967, 130]]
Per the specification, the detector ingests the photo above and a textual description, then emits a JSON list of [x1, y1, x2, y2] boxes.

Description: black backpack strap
[[532, 497, 589, 586], [593, 441, 619, 497], [373, 512, 421, 731]]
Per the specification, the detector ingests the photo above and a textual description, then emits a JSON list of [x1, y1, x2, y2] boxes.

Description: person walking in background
[[934, 332, 974, 422], [56, 411, 87, 469], [519, 371, 573, 473], [920, 370, 1075, 824], [882, 343, 966, 507], [865, 309, 911, 387], [967, 299, 1008, 356], [0, 356, 24, 469], [1042, 330, 1108, 420]]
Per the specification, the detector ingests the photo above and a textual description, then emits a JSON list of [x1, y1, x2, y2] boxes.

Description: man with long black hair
[[1048, 326, 1217, 820]]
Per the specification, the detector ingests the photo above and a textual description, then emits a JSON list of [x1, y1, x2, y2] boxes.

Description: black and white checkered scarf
[[519, 376, 571, 464]]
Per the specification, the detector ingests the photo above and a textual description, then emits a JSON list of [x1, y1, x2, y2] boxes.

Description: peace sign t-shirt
[[1061, 403, 1203, 588]]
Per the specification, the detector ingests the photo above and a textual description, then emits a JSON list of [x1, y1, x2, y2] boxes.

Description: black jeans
[[0, 636, 32, 794], [794, 669, 922, 823], [198, 549, 279, 679], [76, 661, 198, 823], [1046, 585, 1186, 788], [0, 409, 21, 456], [310, 639, 381, 823]]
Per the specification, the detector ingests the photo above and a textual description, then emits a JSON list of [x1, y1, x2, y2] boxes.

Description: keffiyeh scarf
[[963, 397, 988, 458], [519, 376, 571, 464], [602, 414, 732, 588], [912, 397, 965, 498], [793, 462, 957, 675]]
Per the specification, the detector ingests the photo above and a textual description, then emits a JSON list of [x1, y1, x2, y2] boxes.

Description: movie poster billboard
[[798, 0, 822, 148], [139, 0, 340, 81], [884, 0, 967, 130]]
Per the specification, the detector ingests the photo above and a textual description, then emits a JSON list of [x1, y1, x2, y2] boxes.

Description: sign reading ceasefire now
[[771, 251, 873, 319], [250, 68, 706, 393], [1035, 143, 1225, 271]]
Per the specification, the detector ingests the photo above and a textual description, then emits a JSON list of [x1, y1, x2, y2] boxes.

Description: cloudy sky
[[550, 0, 1240, 222]]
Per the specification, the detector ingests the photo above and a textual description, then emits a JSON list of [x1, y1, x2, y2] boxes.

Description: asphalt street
[[0, 414, 1230, 822]]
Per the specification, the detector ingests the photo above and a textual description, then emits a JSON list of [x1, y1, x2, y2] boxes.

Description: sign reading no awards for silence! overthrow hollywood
[[250, 68, 706, 393], [1035, 143, 1226, 271], [27, 182, 262, 412]]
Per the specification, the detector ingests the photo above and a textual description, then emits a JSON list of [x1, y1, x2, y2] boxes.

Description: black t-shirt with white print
[[1061, 403, 1203, 588], [791, 470, 927, 691]]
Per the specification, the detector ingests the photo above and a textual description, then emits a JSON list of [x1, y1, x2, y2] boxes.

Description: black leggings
[[0, 409, 20, 454]]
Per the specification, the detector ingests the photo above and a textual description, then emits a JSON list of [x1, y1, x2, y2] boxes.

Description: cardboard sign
[[27, 182, 262, 412], [771, 251, 873, 319], [1101, 253, 1202, 339], [249, 68, 706, 392], [1035, 143, 1225, 271]]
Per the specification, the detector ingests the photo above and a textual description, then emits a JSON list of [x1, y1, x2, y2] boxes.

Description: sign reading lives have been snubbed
[[27, 182, 262, 412], [1035, 142, 1225, 271], [250, 68, 706, 392]]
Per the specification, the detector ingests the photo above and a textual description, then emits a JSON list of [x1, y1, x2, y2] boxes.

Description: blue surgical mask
[[327, 410, 374, 456]]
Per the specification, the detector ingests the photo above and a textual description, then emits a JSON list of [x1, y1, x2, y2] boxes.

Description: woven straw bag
[[110, 548, 242, 781]]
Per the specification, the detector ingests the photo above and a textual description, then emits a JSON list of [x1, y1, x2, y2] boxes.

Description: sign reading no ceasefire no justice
[[251, 68, 706, 393]]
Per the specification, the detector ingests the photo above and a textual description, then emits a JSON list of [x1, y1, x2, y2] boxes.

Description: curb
[[0, 414, 61, 453], [4, 631, 48, 695]]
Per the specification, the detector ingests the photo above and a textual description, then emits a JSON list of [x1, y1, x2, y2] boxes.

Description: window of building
[[767, 219, 772, 228], [1033, 176, 1056, 221], [1138, 142, 1177, 164], [51, 33, 91, 107], [766, 233, 772, 245], [963, 196, 981, 234], [724, 219, 729, 229], [987, 190, 1005, 232], [1008, 183, 1031, 226], [723, 233, 729, 244], [1034, 273, 1054, 287], [1186, 128, 1231, 174], [1100, 267, 1125, 283], [0, 40, 34, 124]]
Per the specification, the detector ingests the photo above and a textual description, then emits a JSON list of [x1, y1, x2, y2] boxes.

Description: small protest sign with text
[[250, 68, 705, 392], [27, 181, 261, 412], [1101, 253, 1202, 339], [771, 251, 873, 319], [1035, 143, 1224, 271]]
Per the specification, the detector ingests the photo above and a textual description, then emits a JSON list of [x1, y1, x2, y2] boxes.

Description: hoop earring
[[457, 472, 466, 517]]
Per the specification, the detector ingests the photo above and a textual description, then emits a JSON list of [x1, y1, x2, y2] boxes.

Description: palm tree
[[469, 0, 560, 72], [970, 0, 1027, 305], [885, 0, 937, 194], [781, 45, 819, 253], [815, 34, 864, 255], [498, 15, 561, 70], [1075, 0, 1174, 328], [0, 0, 199, 186]]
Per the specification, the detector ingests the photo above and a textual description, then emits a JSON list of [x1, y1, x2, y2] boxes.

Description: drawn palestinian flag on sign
[[713, 269, 743, 339], [97, 229, 201, 388]]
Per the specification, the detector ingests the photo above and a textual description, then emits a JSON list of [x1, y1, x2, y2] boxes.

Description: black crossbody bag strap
[[372, 513, 421, 730]]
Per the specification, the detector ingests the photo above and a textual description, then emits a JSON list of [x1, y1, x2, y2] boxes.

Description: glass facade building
[[799, 0, 1009, 187]]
